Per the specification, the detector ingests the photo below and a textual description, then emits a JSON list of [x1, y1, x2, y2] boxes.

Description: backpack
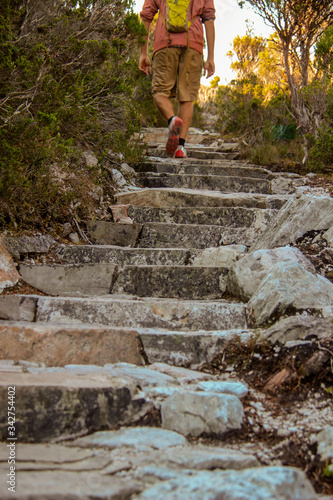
[[164, 0, 193, 33]]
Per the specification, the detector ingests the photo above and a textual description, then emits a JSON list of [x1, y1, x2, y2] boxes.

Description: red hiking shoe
[[166, 116, 183, 156], [174, 145, 187, 158]]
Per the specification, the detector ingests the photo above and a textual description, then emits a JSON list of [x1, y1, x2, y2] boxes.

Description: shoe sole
[[166, 117, 183, 156]]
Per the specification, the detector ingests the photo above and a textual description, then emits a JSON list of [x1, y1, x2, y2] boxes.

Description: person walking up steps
[[139, 0, 215, 158]]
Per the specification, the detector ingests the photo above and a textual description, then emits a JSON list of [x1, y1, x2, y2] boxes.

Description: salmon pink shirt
[[140, 0, 216, 55]]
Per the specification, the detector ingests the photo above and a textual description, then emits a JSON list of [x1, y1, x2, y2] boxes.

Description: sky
[[133, 0, 274, 85]]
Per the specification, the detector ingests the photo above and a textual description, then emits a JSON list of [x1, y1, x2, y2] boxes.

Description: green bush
[[0, 0, 148, 231]]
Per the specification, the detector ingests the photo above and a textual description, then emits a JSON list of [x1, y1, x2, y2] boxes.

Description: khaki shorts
[[152, 47, 203, 102]]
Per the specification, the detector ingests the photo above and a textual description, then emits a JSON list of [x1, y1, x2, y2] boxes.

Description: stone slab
[[0, 470, 141, 499], [0, 371, 149, 442], [85, 221, 142, 246], [3, 234, 56, 259], [116, 188, 290, 210], [57, 244, 245, 268], [137, 222, 224, 249], [139, 160, 274, 179], [35, 296, 247, 331], [19, 263, 114, 296], [127, 205, 278, 226], [73, 427, 187, 451], [147, 147, 239, 160], [112, 265, 229, 299], [137, 467, 317, 500], [0, 321, 143, 366], [140, 329, 253, 368], [0, 295, 37, 321], [141, 173, 271, 194]]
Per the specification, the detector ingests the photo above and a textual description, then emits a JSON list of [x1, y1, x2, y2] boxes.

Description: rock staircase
[[0, 128, 332, 499]]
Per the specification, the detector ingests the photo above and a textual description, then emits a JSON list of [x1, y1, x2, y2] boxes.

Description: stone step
[[147, 142, 239, 152], [18, 263, 115, 296], [140, 173, 271, 194], [126, 206, 278, 226], [135, 222, 266, 248], [111, 265, 228, 299], [0, 321, 144, 366], [70, 219, 263, 248], [57, 244, 247, 267], [146, 147, 239, 160], [139, 159, 274, 179], [138, 126, 220, 144], [0, 295, 247, 331], [0, 321, 252, 369], [18, 260, 230, 299], [0, 366, 149, 443], [115, 188, 290, 210]]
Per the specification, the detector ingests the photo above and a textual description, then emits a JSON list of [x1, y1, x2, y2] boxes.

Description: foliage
[[237, 0, 333, 142], [0, 0, 148, 230]]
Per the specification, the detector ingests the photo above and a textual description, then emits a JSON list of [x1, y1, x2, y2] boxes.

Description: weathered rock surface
[[0, 237, 19, 293], [116, 187, 289, 210], [0, 370, 150, 442], [228, 246, 316, 301], [0, 321, 143, 366], [140, 329, 252, 368], [85, 220, 143, 246], [73, 427, 187, 451], [3, 234, 56, 259], [316, 427, 333, 461], [137, 466, 317, 499], [112, 265, 228, 299], [19, 263, 115, 296], [259, 315, 333, 344], [247, 260, 333, 326], [251, 194, 333, 251], [161, 391, 244, 436], [34, 296, 247, 331]]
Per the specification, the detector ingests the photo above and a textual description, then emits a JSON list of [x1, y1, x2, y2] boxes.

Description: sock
[[168, 116, 175, 126], [179, 138, 185, 147]]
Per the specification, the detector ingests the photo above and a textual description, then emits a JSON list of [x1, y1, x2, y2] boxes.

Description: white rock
[[251, 194, 333, 251], [191, 245, 247, 267], [316, 427, 333, 461], [161, 391, 244, 437], [137, 466, 317, 499], [247, 260, 333, 326], [227, 246, 316, 301]]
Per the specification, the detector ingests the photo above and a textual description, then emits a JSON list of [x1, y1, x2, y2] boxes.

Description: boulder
[[250, 194, 333, 251], [260, 315, 333, 344], [227, 246, 315, 301], [247, 261, 333, 326], [161, 391, 243, 437]]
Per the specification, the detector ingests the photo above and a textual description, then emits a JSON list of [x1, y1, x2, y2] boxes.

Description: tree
[[227, 32, 266, 79], [238, 0, 333, 155]]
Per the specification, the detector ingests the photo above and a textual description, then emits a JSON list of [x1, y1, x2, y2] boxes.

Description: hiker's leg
[[152, 48, 180, 121], [178, 101, 193, 141], [154, 94, 174, 121], [177, 48, 203, 140]]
